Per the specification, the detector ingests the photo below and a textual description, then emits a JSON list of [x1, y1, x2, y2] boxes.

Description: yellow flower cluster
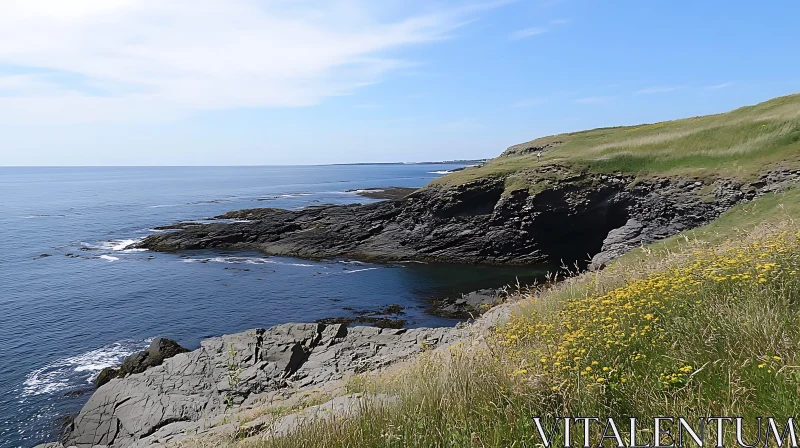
[[496, 230, 800, 388]]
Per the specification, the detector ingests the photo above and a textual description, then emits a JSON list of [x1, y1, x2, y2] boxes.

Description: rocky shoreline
[[135, 166, 800, 269], [40, 166, 800, 447], [46, 304, 513, 448]]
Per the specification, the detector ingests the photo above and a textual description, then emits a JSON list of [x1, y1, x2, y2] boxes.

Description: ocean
[[0, 165, 547, 447]]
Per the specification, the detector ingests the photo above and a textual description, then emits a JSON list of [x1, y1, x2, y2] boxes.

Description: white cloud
[[635, 86, 684, 94], [0, 0, 501, 124], [510, 26, 548, 39], [706, 82, 734, 90]]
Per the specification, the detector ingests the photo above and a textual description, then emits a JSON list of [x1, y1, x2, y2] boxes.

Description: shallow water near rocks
[[0, 165, 548, 447]]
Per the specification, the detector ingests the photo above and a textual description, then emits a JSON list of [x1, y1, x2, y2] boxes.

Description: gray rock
[[590, 171, 800, 270], [95, 338, 188, 388], [63, 322, 463, 448], [589, 218, 644, 269]]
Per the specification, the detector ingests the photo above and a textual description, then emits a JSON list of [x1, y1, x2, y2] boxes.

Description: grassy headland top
[[433, 93, 800, 190]]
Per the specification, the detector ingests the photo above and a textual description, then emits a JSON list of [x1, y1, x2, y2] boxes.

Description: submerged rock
[[429, 288, 508, 318], [347, 186, 418, 200], [317, 304, 408, 329]]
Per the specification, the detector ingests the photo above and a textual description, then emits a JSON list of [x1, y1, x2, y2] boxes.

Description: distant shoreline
[[330, 159, 486, 166], [0, 160, 487, 168]]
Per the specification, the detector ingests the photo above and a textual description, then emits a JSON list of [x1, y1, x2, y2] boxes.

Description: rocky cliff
[[138, 166, 800, 269]]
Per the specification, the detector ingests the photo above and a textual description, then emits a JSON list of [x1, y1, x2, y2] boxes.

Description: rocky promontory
[[137, 166, 800, 269]]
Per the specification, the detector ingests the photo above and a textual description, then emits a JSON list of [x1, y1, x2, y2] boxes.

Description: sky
[[0, 0, 798, 166]]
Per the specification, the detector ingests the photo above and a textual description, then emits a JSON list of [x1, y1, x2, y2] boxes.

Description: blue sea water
[[0, 165, 547, 447]]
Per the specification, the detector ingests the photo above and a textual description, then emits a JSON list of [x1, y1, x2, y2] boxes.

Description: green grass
[[433, 93, 800, 191], [176, 188, 800, 448]]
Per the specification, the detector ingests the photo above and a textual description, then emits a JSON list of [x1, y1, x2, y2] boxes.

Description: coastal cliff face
[[138, 166, 800, 269]]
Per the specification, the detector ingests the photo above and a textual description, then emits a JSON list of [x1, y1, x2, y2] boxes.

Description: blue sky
[[0, 0, 798, 166]]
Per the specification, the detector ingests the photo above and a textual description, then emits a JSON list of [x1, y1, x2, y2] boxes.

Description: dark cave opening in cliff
[[533, 194, 631, 270]]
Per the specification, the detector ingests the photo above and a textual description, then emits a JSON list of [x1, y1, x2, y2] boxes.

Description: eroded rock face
[[138, 168, 800, 269], [589, 170, 800, 269], [137, 171, 633, 267], [63, 323, 460, 448]]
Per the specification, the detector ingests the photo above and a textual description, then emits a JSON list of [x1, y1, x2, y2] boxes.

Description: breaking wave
[[22, 339, 151, 397]]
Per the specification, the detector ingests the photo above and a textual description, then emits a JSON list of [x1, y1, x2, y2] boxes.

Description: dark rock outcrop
[[95, 338, 188, 388], [137, 169, 631, 267], [138, 166, 800, 270]]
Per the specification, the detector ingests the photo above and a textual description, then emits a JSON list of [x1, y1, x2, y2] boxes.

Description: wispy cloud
[[510, 16, 569, 40], [574, 96, 613, 105], [0, 0, 506, 124], [510, 26, 548, 39], [635, 86, 684, 95], [706, 82, 735, 90]]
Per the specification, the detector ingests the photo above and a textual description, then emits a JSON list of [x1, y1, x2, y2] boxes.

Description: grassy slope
[[178, 188, 800, 448], [433, 93, 800, 191]]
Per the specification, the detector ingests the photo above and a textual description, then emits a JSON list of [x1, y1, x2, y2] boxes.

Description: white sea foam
[[428, 170, 453, 175], [98, 255, 119, 262], [20, 214, 66, 219], [148, 204, 182, 208], [344, 267, 379, 274], [22, 339, 151, 396], [94, 238, 142, 251], [213, 219, 253, 224], [279, 193, 313, 198], [181, 256, 315, 267]]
